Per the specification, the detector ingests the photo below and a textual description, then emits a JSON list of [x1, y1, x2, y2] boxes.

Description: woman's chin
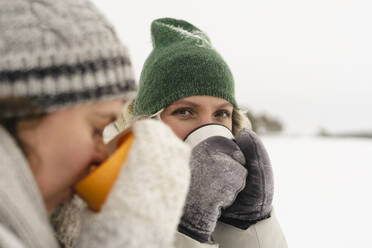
[[59, 188, 75, 204], [66, 188, 75, 200], [46, 189, 74, 215]]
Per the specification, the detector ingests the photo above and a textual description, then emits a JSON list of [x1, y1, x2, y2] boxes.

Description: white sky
[[92, 0, 372, 135]]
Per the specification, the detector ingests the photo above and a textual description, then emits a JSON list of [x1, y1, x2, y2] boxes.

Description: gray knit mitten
[[178, 136, 247, 243], [219, 129, 274, 229], [76, 120, 191, 248]]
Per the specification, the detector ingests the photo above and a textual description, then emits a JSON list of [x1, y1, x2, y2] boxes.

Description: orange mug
[[74, 129, 134, 212]]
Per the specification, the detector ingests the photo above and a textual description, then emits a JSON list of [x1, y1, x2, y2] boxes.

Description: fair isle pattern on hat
[[0, 0, 136, 118]]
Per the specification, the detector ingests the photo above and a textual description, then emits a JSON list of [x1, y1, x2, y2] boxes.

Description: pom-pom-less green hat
[[134, 18, 237, 116]]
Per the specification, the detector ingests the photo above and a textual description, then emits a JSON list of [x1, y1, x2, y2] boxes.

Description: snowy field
[[262, 136, 372, 247]]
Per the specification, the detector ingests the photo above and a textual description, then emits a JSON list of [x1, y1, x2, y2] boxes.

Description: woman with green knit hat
[[0, 2, 191, 248], [110, 18, 287, 248]]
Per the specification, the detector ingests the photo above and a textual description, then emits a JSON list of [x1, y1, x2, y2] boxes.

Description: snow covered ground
[[262, 136, 372, 247]]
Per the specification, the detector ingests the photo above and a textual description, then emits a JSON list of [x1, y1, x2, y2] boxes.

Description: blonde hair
[[113, 99, 252, 136]]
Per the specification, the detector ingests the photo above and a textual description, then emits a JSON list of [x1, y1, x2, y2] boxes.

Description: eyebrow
[[94, 112, 118, 122], [217, 102, 233, 108], [171, 100, 198, 107], [171, 100, 233, 109]]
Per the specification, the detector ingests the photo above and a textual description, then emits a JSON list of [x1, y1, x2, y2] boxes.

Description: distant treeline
[[318, 128, 372, 139], [242, 108, 284, 135]]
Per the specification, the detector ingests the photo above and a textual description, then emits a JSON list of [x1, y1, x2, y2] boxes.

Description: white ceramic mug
[[184, 123, 234, 148]]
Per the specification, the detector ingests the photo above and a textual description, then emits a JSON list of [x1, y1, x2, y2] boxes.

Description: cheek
[[170, 124, 194, 140], [32, 130, 97, 204], [161, 117, 196, 140], [225, 119, 233, 131], [66, 142, 95, 173], [49, 131, 97, 185]]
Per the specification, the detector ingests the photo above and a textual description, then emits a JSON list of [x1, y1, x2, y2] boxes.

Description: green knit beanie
[[133, 18, 237, 116]]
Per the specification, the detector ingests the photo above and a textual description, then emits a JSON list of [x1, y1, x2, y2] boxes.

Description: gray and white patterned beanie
[[0, 0, 137, 119]]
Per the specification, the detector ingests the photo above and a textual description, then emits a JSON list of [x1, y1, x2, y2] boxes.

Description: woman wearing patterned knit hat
[[109, 18, 288, 248], [0, 1, 192, 248]]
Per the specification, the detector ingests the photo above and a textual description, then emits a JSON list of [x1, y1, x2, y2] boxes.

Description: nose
[[197, 115, 215, 127], [94, 142, 110, 164]]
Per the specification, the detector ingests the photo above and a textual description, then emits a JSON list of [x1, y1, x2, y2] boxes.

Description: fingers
[[235, 129, 270, 166], [234, 128, 274, 217], [195, 136, 246, 165], [231, 150, 246, 166]]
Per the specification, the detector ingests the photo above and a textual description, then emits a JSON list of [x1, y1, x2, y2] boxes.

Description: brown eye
[[214, 110, 231, 119], [171, 108, 194, 119]]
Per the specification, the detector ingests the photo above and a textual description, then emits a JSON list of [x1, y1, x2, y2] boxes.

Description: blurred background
[[92, 1, 372, 247]]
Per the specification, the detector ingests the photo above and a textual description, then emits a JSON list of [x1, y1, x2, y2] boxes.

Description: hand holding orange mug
[[74, 130, 134, 212]]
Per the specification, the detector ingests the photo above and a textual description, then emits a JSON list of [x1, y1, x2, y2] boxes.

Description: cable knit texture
[[0, 0, 136, 119], [52, 120, 191, 248]]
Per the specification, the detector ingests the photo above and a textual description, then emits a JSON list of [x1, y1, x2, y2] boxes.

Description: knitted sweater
[[1, 120, 191, 248]]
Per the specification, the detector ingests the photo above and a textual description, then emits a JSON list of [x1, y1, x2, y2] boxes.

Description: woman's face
[[18, 99, 123, 214], [160, 95, 233, 140]]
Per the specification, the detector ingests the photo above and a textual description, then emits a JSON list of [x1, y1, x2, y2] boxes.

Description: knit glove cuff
[[77, 120, 191, 248]]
